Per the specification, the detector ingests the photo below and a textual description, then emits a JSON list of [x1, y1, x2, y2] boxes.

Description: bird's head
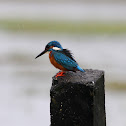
[[35, 41, 63, 59]]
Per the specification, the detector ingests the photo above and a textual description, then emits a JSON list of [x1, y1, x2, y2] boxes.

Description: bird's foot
[[56, 71, 65, 77]]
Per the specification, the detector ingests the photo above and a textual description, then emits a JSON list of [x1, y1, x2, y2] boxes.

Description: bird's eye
[[45, 45, 50, 49]]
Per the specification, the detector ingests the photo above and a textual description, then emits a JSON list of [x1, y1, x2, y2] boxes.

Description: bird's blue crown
[[47, 41, 63, 49]]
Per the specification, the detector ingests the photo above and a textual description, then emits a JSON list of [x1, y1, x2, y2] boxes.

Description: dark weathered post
[[50, 69, 106, 126]]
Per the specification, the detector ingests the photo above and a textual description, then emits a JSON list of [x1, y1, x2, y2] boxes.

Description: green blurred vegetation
[[106, 82, 126, 91], [0, 19, 126, 34]]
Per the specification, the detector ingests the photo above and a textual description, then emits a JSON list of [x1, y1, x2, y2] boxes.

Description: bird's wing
[[62, 49, 77, 62], [53, 51, 78, 71]]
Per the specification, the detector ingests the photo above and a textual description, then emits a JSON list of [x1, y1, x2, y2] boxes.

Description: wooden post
[[50, 69, 106, 126]]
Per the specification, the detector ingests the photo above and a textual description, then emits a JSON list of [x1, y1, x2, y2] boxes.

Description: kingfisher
[[35, 41, 85, 77]]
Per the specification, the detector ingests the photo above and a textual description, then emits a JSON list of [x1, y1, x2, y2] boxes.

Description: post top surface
[[53, 69, 104, 86]]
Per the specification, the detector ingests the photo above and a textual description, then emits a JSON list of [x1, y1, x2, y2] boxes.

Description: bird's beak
[[35, 50, 47, 59]]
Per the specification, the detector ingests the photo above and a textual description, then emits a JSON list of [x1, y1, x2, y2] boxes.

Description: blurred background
[[0, 0, 126, 126]]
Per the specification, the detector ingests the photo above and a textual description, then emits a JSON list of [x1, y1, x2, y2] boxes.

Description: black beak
[[35, 50, 47, 59]]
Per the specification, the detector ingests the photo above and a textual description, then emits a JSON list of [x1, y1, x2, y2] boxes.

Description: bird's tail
[[76, 65, 85, 72]]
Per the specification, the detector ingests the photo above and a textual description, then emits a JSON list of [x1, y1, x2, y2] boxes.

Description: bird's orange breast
[[49, 51, 68, 71]]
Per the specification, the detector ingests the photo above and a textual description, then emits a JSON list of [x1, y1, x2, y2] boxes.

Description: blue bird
[[35, 41, 85, 77]]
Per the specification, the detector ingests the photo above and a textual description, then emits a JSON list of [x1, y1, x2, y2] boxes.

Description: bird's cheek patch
[[53, 47, 61, 50]]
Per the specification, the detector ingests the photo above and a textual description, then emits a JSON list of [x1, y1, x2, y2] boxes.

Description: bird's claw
[[56, 72, 65, 77]]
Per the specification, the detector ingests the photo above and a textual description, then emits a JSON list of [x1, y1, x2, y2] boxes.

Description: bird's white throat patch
[[53, 47, 61, 50], [46, 51, 49, 54]]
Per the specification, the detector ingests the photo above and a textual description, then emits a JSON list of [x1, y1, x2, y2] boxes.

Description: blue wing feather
[[52, 50, 85, 72], [53, 51, 77, 71]]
